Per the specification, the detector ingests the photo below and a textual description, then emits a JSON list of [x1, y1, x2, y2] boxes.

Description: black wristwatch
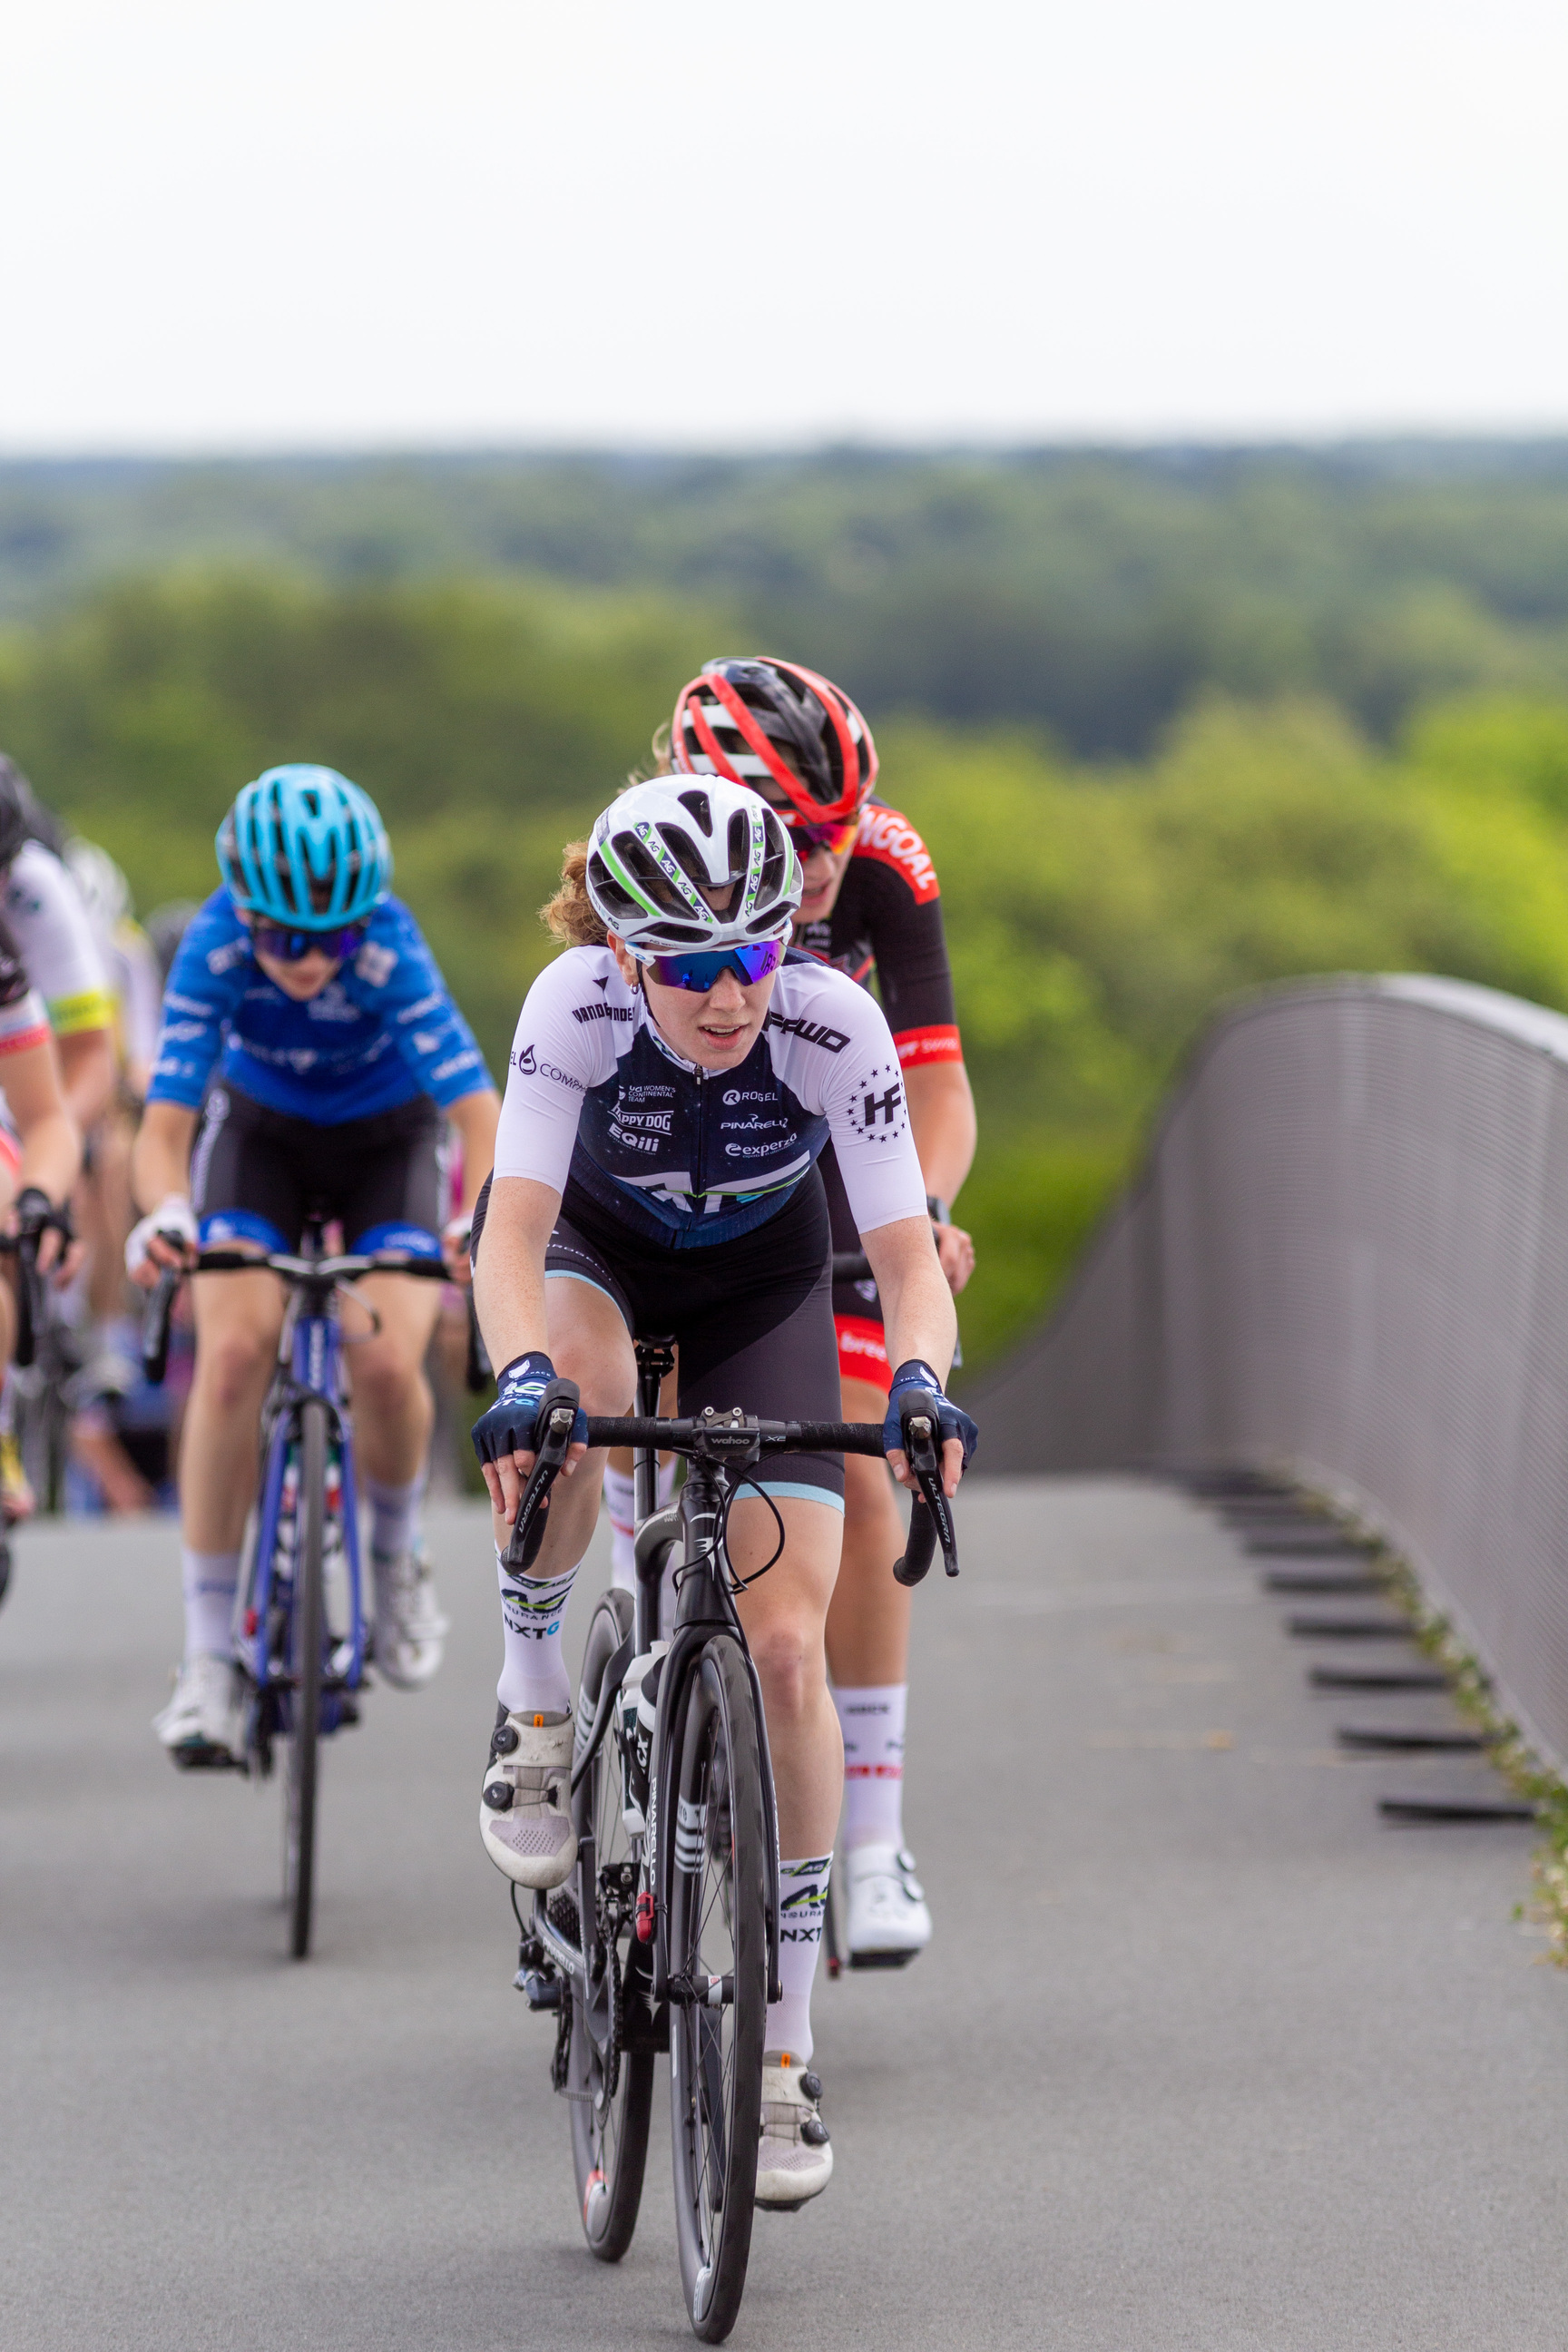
[[926, 1194, 950, 1228]]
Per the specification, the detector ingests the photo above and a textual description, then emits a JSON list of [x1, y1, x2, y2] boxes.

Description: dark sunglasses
[[642, 939, 786, 992], [248, 918, 369, 964]]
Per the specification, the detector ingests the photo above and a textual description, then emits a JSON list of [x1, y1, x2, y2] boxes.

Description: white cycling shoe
[[479, 1706, 577, 1889], [153, 1652, 246, 1770], [845, 1843, 932, 1968], [756, 2057, 832, 2208], [372, 1544, 450, 1690]]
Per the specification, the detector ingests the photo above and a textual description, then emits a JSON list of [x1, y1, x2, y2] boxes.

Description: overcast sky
[[5, 0, 1564, 452]]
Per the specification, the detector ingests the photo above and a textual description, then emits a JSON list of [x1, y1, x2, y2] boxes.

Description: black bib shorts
[[472, 1164, 845, 1508]]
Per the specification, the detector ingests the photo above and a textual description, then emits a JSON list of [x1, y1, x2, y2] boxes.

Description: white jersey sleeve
[[492, 947, 622, 1195], [4, 842, 112, 1036], [763, 963, 929, 1237]]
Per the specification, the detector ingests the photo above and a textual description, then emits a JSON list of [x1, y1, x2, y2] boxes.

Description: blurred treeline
[[9, 445, 1568, 752], [6, 554, 1568, 1377]]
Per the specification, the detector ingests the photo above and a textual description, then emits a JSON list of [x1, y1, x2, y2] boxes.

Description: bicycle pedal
[[847, 1947, 916, 1971]]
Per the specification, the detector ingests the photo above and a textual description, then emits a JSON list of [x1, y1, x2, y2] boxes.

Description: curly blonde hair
[[540, 840, 608, 948], [544, 722, 678, 946], [625, 721, 673, 789]]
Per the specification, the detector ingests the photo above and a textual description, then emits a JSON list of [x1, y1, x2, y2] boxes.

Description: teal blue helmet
[[216, 765, 391, 927]]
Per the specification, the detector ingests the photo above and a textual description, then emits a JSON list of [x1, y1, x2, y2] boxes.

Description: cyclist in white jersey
[[0, 761, 115, 1137], [469, 778, 976, 2206]]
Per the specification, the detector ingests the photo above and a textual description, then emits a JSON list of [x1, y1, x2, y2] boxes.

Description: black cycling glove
[[471, 1350, 588, 1465], [881, 1358, 978, 1469]]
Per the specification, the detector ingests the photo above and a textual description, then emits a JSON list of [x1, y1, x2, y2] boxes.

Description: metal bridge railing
[[969, 975, 1568, 1771]]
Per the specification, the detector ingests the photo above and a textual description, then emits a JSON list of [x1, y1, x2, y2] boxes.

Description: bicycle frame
[[518, 1368, 955, 2034], [243, 1283, 366, 1708]]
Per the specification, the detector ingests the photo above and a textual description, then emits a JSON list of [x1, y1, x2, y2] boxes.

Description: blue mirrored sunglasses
[[249, 919, 369, 964], [642, 939, 786, 992]]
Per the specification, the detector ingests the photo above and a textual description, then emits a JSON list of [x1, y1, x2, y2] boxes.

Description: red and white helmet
[[671, 657, 878, 827]]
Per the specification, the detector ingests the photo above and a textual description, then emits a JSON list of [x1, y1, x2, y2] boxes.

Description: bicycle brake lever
[[892, 1402, 959, 1584], [142, 1265, 181, 1386], [504, 1382, 581, 1573]]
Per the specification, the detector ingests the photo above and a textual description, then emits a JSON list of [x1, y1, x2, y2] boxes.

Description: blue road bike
[[145, 1221, 450, 1958]]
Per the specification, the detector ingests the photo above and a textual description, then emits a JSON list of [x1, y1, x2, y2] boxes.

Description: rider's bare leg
[[731, 1493, 844, 2062], [175, 1266, 286, 1661], [182, 1268, 287, 1552], [485, 1274, 635, 1714]]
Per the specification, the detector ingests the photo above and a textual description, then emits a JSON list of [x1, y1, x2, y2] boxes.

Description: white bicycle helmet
[[584, 778, 801, 956]]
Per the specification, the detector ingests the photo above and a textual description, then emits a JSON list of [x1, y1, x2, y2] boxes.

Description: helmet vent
[[676, 789, 713, 837]]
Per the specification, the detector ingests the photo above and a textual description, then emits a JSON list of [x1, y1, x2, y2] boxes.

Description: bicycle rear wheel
[[283, 1400, 328, 1961], [569, 1586, 654, 2261], [668, 1635, 769, 2344]]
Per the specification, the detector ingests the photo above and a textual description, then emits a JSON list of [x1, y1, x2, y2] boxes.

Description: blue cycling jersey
[[147, 889, 492, 1124]]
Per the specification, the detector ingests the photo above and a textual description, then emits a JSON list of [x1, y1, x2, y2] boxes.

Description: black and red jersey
[[800, 799, 964, 1286], [796, 799, 963, 1073]]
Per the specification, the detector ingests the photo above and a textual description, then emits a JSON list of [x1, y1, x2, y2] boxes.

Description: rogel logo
[[722, 1088, 771, 1106]]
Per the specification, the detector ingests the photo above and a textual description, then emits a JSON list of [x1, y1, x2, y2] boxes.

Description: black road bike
[[504, 1344, 959, 2344]]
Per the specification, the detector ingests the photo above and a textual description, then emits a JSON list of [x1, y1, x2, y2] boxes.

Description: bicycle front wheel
[[668, 1635, 769, 2344], [283, 1400, 328, 1961], [569, 1586, 654, 2262]]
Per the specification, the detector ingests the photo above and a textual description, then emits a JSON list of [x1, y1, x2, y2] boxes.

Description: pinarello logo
[[855, 806, 940, 905]]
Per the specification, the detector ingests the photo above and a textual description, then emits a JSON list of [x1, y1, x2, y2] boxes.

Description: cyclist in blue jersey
[[127, 767, 500, 1766], [468, 775, 976, 2206]]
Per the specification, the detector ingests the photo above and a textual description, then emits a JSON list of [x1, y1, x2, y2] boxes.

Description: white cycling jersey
[[3, 842, 113, 1040], [494, 946, 926, 1250]]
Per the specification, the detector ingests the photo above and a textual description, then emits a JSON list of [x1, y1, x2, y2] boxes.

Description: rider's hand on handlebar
[[8, 1188, 72, 1279], [472, 1351, 588, 1515], [933, 1220, 975, 1298], [125, 1194, 199, 1290], [440, 1211, 474, 1288], [886, 1434, 968, 1501], [882, 1359, 977, 1501]]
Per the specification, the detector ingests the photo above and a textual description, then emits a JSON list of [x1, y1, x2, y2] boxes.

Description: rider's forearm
[[4, 1038, 83, 1205], [905, 1060, 975, 1208], [56, 1027, 116, 1134], [446, 1087, 501, 1217], [17, 1109, 81, 1208], [472, 1175, 559, 1368], [130, 1100, 199, 1213], [862, 1216, 957, 1383]]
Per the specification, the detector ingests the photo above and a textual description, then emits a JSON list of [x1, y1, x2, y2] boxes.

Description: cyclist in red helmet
[[671, 657, 976, 1968]]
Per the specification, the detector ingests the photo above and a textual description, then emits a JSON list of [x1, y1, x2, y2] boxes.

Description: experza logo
[[766, 1012, 848, 1054]]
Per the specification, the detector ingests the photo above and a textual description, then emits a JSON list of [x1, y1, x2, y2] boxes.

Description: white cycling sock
[[365, 1470, 424, 1561], [835, 1683, 907, 1851], [495, 1544, 578, 1717], [605, 1458, 677, 1591], [764, 1852, 831, 2063], [181, 1547, 241, 1660]]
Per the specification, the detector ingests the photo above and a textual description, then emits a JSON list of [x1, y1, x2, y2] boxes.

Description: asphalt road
[[5, 1480, 1567, 2351]]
